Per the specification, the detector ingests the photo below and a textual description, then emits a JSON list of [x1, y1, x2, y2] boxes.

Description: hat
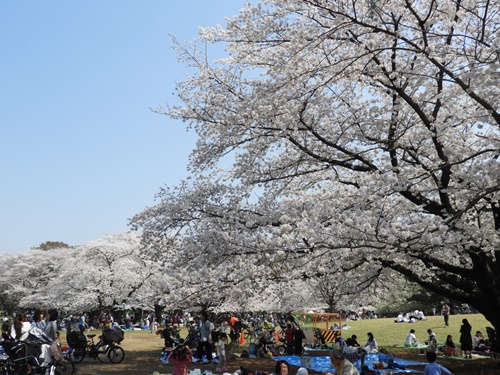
[[296, 368, 308, 375]]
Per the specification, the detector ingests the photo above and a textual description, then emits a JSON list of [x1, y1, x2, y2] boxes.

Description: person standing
[[149, 312, 156, 334], [11, 314, 31, 341], [216, 332, 228, 372], [196, 311, 213, 363], [285, 323, 295, 355], [44, 309, 58, 341], [32, 310, 46, 330], [442, 303, 450, 327], [292, 320, 305, 355], [79, 312, 88, 332], [459, 318, 472, 359]]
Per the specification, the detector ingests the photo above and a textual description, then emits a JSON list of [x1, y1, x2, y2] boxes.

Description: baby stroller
[[1, 327, 75, 375], [486, 327, 499, 363]]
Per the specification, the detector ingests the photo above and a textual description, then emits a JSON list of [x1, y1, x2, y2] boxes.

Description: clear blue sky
[[0, 1, 249, 253]]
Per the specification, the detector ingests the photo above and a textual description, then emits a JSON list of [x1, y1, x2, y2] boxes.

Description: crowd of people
[[394, 310, 427, 323], [1, 309, 60, 342], [398, 316, 491, 360]]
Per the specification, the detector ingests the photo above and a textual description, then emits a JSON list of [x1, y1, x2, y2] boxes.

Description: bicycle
[[66, 331, 125, 364], [243, 328, 261, 344], [1, 341, 75, 375]]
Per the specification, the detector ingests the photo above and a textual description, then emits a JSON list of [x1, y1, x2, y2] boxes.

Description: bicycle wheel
[[0, 361, 11, 375], [53, 360, 76, 375], [67, 347, 86, 363], [96, 345, 110, 363], [491, 351, 500, 363], [108, 345, 125, 364]]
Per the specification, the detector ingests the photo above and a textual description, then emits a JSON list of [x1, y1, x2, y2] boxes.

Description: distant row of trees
[[0, 233, 169, 316], [0, 233, 427, 316]]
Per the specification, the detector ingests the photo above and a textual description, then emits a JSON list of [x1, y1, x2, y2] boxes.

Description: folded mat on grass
[[273, 354, 425, 374]]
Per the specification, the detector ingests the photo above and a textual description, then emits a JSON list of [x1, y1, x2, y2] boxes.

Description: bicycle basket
[[102, 327, 124, 344]]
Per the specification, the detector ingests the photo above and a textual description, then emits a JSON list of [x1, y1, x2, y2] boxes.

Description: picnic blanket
[[273, 354, 425, 374]]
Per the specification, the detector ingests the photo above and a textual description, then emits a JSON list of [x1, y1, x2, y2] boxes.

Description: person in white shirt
[[405, 329, 418, 347], [11, 313, 32, 341]]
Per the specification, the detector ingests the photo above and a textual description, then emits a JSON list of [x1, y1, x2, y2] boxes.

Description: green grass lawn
[[329, 314, 492, 348], [106, 313, 492, 352]]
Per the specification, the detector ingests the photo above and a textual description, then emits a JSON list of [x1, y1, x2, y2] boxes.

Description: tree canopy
[[132, 0, 500, 331], [36, 241, 71, 250]]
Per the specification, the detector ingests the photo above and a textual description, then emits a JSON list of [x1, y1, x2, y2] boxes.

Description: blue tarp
[[273, 354, 425, 374]]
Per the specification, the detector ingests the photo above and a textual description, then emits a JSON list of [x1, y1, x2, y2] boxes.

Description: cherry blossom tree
[[135, 0, 500, 328], [44, 232, 159, 313], [0, 247, 72, 310]]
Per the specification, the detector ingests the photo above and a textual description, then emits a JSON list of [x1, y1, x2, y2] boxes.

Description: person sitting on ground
[[158, 327, 177, 360], [257, 330, 272, 358], [395, 312, 405, 323], [313, 328, 325, 348], [417, 311, 426, 321], [326, 348, 360, 375], [428, 336, 438, 353], [344, 338, 365, 367], [405, 329, 419, 347], [424, 351, 452, 375], [425, 329, 437, 345], [443, 335, 457, 356], [473, 331, 486, 352], [363, 332, 378, 353], [351, 335, 360, 347], [334, 332, 347, 349]]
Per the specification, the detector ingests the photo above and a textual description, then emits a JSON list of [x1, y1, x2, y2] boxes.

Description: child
[[424, 351, 452, 375], [168, 343, 193, 375], [216, 332, 228, 372], [428, 336, 438, 353], [444, 335, 457, 356]]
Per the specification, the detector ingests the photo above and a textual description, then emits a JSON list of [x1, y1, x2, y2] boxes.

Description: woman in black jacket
[[460, 318, 473, 359]]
